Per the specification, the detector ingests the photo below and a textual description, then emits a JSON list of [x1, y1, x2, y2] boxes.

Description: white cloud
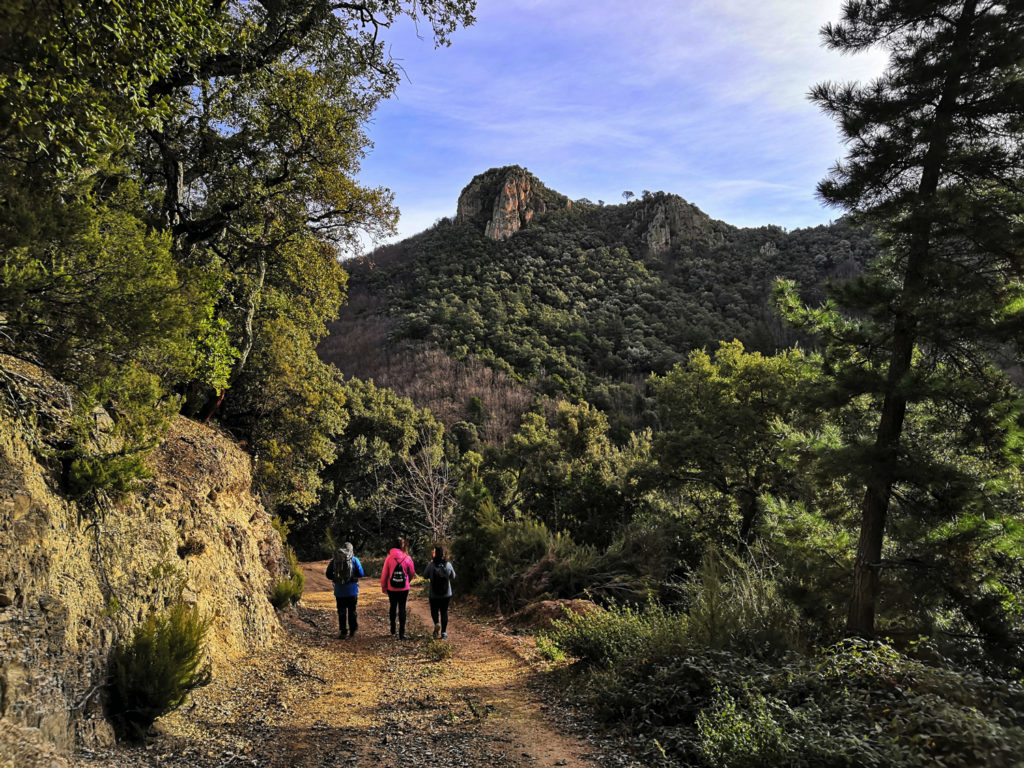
[[358, 1, 890, 240]]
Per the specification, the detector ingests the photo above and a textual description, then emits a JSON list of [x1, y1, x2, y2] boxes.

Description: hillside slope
[[322, 166, 877, 437]]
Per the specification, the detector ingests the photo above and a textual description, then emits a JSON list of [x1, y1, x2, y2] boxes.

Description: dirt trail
[[76, 562, 639, 768]]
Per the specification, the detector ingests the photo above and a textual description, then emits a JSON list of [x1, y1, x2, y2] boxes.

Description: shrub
[[270, 544, 304, 609], [108, 601, 212, 740], [545, 602, 687, 668], [696, 684, 790, 768], [535, 634, 566, 662], [684, 552, 803, 658], [424, 637, 454, 661], [550, 634, 1024, 768]]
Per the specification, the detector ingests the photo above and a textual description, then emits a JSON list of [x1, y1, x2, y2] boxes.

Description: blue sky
[[355, 0, 888, 248]]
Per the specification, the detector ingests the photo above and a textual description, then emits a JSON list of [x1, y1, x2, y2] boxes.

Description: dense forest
[[2, 1, 1024, 766], [326, 170, 878, 436]]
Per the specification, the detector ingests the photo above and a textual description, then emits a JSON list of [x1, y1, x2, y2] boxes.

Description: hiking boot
[[441, 632, 448, 639], [433, 623, 440, 638]]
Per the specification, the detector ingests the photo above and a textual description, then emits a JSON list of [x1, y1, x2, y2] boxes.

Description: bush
[[545, 602, 687, 668], [547, 634, 1024, 768], [108, 601, 212, 740], [684, 553, 803, 658], [696, 684, 790, 768], [270, 544, 305, 609], [424, 637, 454, 661]]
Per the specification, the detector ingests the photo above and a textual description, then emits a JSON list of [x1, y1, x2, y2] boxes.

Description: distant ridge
[[323, 166, 876, 440]]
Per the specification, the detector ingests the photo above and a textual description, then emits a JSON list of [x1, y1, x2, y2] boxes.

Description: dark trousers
[[388, 590, 409, 638], [335, 594, 358, 636], [429, 596, 451, 633]]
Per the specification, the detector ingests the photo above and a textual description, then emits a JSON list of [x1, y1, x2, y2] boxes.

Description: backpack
[[332, 549, 353, 583], [388, 558, 407, 589], [430, 563, 450, 594]]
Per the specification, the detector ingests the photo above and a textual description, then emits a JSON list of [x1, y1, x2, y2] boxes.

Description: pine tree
[[781, 1, 1024, 637]]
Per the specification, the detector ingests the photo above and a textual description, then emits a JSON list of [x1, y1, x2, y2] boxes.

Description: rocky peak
[[628, 192, 724, 254], [456, 166, 570, 240]]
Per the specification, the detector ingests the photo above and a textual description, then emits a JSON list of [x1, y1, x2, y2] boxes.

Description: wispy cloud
[[356, 1, 887, 241]]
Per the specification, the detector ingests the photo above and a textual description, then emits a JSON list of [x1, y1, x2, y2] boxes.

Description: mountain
[[321, 165, 877, 438]]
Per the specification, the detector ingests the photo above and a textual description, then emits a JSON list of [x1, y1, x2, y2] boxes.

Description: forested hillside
[[323, 167, 877, 436]]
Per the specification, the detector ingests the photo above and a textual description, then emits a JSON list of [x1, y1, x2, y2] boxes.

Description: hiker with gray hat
[[326, 542, 364, 638]]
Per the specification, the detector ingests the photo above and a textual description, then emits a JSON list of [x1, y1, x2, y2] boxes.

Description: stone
[[456, 166, 570, 241]]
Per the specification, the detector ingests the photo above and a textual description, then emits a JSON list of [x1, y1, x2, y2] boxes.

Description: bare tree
[[393, 445, 455, 542]]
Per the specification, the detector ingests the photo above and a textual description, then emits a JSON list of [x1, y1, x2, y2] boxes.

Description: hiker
[[381, 537, 415, 639], [423, 544, 456, 639], [326, 542, 364, 639]]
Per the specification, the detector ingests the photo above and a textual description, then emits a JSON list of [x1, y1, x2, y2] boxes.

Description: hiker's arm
[[326, 561, 334, 580], [353, 558, 364, 578]]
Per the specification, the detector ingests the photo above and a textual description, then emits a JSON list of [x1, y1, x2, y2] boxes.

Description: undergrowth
[[270, 538, 305, 609], [542, 557, 1024, 767], [108, 600, 212, 740]]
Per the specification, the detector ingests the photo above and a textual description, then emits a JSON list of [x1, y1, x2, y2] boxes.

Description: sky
[[354, 0, 889, 248]]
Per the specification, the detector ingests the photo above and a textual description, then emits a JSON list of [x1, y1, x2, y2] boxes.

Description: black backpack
[[430, 563, 450, 594], [332, 549, 353, 583], [388, 558, 407, 589]]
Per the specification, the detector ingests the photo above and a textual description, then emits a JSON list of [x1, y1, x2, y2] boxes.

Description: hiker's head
[[432, 545, 446, 564], [341, 542, 354, 557], [394, 537, 407, 552]]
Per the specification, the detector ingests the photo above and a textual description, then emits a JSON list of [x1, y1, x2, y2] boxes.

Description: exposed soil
[[73, 562, 643, 768]]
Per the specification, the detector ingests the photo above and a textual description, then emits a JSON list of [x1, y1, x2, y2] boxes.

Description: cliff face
[[456, 165, 570, 240], [629, 193, 725, 254], [0, 360, 288, 760]]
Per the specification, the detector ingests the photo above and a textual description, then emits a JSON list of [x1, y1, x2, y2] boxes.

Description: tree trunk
[[846, 0, 978, 636], [737, 487, 758, 546]]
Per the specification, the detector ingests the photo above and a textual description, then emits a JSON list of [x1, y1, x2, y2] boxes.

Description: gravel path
[[73, 562, 643, 768]]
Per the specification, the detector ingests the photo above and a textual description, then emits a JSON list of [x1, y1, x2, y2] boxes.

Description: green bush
[[545, 602, 687, 668], [684, 553, 803, 658], [270, 543, 305, 609], [696, 684, 790, 768], [548, 635, 1024, 768], [109, 601, 212, 740]]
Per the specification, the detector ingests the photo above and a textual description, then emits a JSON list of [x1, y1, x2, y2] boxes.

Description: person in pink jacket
[[381, 537, 416, 639]]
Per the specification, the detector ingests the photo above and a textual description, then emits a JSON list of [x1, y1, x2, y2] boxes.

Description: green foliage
[[696, 685, 789, 768], [485, 400, 640, 545], [270, 543, 305, 609], [291, 376, 444, 557], [545, 602, 687, 669], [423, 637, 455, 661], [0, 0, 219, 180], [67, 453, 152, 500], [651, 341, 820, 544], [684, 553, 803, 659], [550, 633, 1024, 768], [109, 601, 212, 740], [534, 634, 566, 663], [342, 186, 875, 433], [785, 0, 1024, 636]]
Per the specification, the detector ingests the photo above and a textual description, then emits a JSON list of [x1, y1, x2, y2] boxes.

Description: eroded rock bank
[[0, 360, 289, 763]]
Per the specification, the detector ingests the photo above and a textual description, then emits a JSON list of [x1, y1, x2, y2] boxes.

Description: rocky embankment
[[0, 358, 288, 766]]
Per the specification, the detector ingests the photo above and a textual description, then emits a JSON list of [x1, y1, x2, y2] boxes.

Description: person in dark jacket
[[380, 537, 415, 639], [423, 544, 456, 639], [326, 542, 364, 638]]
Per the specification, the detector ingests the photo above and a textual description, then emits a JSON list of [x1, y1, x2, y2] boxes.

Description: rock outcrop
[[629, 192, 725, 254], [0, 359, 288, 759], [456, 165, 570, 240]]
